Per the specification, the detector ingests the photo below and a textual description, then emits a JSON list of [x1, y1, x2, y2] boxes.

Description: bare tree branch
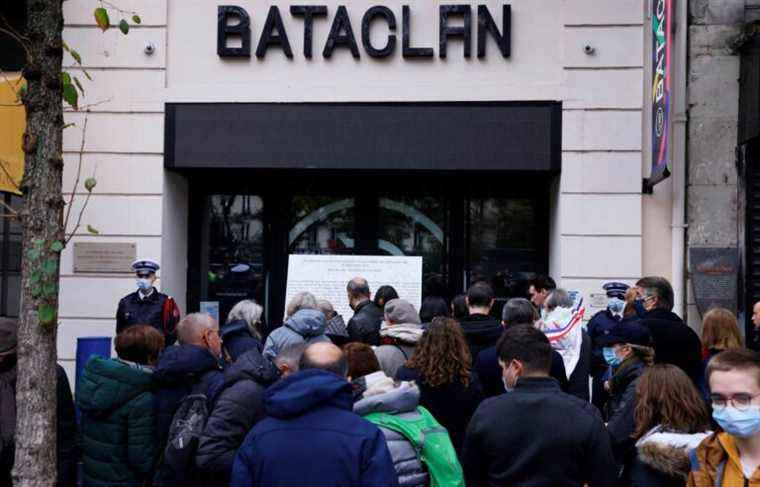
[[100, 0, 139, 16], [0, 68, 22, 100], [62, 114, 87, 233], [0, 158, 22, 192]]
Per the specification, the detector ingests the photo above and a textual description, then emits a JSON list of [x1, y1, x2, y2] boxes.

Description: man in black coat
[[345, 277, 384, 345], [463, 325, 617, 487], [153, 313, 225, 486], [116, 259, 181, 346], [635, 276, 702, 381], [458, 282, 503, 362]]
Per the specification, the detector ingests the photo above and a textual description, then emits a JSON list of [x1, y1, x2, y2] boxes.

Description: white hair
[[227, 299, 264, 338], [286, 292, 318, 318], [177, 313, 217, 345]]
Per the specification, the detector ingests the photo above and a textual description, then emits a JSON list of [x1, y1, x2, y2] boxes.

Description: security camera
[[583, 44, 595, 55], [144, 42, 156, 55]]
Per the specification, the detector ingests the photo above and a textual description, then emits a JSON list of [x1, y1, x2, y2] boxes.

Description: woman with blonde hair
[[697, 307, 743, 400], [621, 364, 711, 486], [396, 317, 483, 456]]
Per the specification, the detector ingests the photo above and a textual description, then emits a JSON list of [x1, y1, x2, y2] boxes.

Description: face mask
[[713, 406, 760, 438], [136, 278, 153, 291], [603, 347, 622, 367], [608, 297, 625, 315], [634, 299, 647, 318]]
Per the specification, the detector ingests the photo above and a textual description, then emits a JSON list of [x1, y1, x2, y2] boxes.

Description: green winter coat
[[77, 356, 157, 487]]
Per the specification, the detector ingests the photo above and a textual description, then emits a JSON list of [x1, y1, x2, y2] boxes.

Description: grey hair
[[177, 312, 217, 345], [316, 300, 336, 319], [502, 298, 539, 326], [545, 288, 573, 311], [286, 292, 318, 318], [227, 299, 264, 339], [274, 343, 307, 371]]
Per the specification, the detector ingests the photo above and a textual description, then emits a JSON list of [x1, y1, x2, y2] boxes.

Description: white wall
[[57, 0, 652, 380]]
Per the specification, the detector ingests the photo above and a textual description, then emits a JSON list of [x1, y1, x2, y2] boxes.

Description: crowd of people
[[4, 264, 760, 486]]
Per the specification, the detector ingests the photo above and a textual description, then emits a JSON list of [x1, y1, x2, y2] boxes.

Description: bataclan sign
[[217, 4, 511, 60]]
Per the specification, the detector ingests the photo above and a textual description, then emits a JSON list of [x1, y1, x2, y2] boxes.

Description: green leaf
[[43, 281, 57, 297], [61, 72, 71, 85], [33, 239, 45, 247], [119, 19, 129, 35], [132, 14, 141, 24], [50, 241, 64, 252], [29, 271, 41, 286], [32, 286, 42, 299], [42, 258, 58, 276], [70, 49, 82, 65], [63, 82, 78, 110], [86, 225, 100, 235], [38, 304, 56, 326], [94, 7, 110, 31], [73, 76, 85, 95], [27, 248, 40, 261], [84, 177, 97, 192]]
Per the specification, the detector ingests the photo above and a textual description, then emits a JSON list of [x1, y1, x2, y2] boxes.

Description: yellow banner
[[0, 75, 25, 195]]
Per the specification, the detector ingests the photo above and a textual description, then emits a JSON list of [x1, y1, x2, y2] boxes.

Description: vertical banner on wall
[[646, 0, 673, 189]]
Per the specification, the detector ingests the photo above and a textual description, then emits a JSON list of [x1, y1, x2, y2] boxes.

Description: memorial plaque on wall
[[690, 247, 738, 316], [73, 242, 136, 273]]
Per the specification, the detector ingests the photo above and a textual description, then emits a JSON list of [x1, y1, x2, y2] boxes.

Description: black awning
[[165, 102, 561, 172]]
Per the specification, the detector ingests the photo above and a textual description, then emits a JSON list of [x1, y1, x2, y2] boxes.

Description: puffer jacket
[[77, 357, 157, 487], [353, 371, 430, 487], [196, 348, 279, 484], [606, 357, 647, 462], [688, 432, 760, 486], [220, 319, 263, 361], [374, 323, 425, 379], [263, 308, 330, 359], [623, 426, 711, 487]]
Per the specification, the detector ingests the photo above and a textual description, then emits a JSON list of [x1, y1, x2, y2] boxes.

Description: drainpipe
[[671, 0, 688, 319]]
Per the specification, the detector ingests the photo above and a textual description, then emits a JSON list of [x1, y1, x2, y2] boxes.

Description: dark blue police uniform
[[116, 290, 180, 346]]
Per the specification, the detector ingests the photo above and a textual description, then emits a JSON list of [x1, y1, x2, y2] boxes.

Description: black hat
[[603, 281, 629, 300], [598, 322, 652, 348], [132, 259, 159, 274]]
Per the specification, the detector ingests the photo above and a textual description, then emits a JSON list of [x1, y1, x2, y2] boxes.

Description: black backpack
[[161, 370, 221, 485]]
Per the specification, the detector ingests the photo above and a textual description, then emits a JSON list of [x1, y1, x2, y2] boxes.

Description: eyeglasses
[[710, 393, 760, 411]]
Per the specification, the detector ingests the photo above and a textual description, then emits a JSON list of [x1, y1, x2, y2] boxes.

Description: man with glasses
[[689, 349, 760, 485], [634, 276, 702, 383], [116, 259, 181, 346]]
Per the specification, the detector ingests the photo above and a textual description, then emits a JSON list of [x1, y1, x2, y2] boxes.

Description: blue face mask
[[634, 299, 648, 318], [713, 406, 760, 438], [136, 278, 153, 291], [603, 347, 622, 367], [608, 297, 625, 315]]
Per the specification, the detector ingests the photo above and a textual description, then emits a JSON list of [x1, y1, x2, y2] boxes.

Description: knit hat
[[0, 318, 18, 355], [384, 299, 421, 325]]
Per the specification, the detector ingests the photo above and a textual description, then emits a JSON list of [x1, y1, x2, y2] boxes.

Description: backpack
[[364, 406, 465, 487], [162, 393, 209, 483]]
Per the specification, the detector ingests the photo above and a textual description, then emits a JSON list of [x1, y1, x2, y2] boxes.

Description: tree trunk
[[13, 0, 64, 486]]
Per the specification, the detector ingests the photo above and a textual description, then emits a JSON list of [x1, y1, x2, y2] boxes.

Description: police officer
[[116, 259, 181, 346], [587, 282, 636, 412]]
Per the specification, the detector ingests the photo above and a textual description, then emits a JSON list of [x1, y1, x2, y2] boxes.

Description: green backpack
[[364, 406, 465, 487]]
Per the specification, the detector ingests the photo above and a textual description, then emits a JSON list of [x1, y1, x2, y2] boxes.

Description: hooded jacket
[[458, 314, 503, 362], [230, 369, 399, 487], [622, 426, 711, 487], [153, 345, 224, 452], [220, 319, 263, 361], [353, 372, 429, 487], [374, 323, 425, 379], [688, 432, 760, 486], [263, 308, 330, 359], [77, 357, 157, 487], [196, 348, 279, 484]]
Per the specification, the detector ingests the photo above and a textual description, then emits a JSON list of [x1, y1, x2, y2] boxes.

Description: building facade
[[1, 0, 694, 379]]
